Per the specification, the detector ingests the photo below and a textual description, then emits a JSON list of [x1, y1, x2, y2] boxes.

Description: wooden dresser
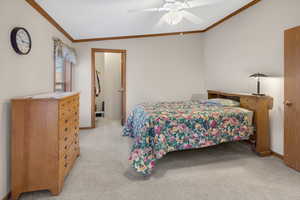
[[11, 92, 80, 200], [207, 90, 273, 156]]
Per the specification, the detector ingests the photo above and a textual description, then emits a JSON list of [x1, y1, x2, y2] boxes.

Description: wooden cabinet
[[284, 26, 300, 171], [11, 92, 80, 200]]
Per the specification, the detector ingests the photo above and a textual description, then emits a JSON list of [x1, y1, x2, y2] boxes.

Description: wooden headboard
[[207, 90, 273, 156]]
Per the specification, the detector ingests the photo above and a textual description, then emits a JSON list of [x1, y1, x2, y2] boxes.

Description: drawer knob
[[65, 120, 68, 123], [64, 137, 68, 141], [65, 128, 68, 132], [64, 155, 68, 160], [64, 145, 67, 150], [64, 163, 68, 168]]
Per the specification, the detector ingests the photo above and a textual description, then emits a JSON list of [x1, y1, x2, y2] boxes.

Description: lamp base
[[252, 93, 266, 96]]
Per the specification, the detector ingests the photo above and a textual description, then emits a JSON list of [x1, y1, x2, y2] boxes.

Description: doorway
[[91, 48, 127, 128]]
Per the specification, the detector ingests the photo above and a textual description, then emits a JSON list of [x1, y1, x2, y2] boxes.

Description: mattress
[[234, 107, 254, 126], [123, 100, 254, 175]]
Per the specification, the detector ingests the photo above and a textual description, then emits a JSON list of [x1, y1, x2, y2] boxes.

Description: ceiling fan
[[130, 0, 224, 25]]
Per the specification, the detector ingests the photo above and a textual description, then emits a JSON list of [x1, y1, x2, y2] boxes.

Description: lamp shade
[[249, 73, 268, 78]]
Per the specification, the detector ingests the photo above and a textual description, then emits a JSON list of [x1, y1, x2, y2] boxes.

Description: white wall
[[73, 34, 205, 127], [0, 4, 295, 198], [0, 0, 72, 198], [104, 53, 122, 120], [95, 52, 122, 120], [1, 1, 297, 198], [204, 0, 300, 154], [95, 53, 105, 109]]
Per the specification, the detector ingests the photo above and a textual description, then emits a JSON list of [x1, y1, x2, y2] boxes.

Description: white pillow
[[206, 98, 240, 107]]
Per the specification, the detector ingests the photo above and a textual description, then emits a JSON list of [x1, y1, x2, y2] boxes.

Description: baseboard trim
[[257, 150, 272, 157], [79, 127, 94, 130], [2, 192, 11, 200], [271, 151, 284, 160]]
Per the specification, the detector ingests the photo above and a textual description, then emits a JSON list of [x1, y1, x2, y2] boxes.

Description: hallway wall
[[103, 53, 122, 120], [95, 53, 105, 112], [95, 53, 122, 120]]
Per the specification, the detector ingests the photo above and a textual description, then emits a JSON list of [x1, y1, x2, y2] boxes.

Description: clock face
[[11, 27, 32, 55]]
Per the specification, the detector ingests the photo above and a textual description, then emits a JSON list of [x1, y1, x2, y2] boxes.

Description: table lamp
[[249, 73, 268, 96]]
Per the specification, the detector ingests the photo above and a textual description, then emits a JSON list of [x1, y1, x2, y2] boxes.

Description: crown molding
[[73, 30, 205, 43], [26, 0, 261, 43]]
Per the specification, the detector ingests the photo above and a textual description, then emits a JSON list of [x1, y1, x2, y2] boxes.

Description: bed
[[124, 94, 260, 175]]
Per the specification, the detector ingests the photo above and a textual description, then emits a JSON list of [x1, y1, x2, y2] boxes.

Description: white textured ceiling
[[36, 0, 253, 39]]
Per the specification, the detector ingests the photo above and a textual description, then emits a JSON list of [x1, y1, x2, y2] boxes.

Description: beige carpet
[[20, 119, 300, 200]]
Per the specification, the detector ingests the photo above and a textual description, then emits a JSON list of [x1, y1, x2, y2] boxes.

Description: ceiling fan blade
[[186, 0, 224, 8], [181, 10, 204, 24], [155, 13, 169, 27], [129, 7, 170, 13], [129, 8, 159, 13]]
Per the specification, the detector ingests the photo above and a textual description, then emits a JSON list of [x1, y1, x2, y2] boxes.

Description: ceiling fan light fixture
[[164, 11, 183, 25], [130, 0, 219, 26]]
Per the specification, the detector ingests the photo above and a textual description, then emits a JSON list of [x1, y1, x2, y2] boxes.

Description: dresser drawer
[[74, 134, 79, 147], [59, 95, 80, 181], [59, 134, 73, 154], [71, 95, 80, 105], [60, 155, 72, 178], [59, 116, 79, 138], [60, 117, 72, 129], [60, 110, 79, 126], [59, 124, 79, 159], [73, 122, 79, 135], [75, 142, 80, 157], [59, 123, 72, 139], [73, 116, 79, 127], [60, 143, 78, 178], [59, 107, 76, 119], [60, 142, 74, 164], [59, 99, 79, 119], [59, 97, 76, 109]]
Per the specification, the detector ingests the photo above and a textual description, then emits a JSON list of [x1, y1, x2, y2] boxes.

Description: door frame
[[91, 48, 127, 128]]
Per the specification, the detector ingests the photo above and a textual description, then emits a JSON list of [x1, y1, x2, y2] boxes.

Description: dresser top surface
[[12, 92, 80, 100]]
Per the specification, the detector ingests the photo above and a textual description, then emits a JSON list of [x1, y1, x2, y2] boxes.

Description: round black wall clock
[[10, 27, 32, 55]]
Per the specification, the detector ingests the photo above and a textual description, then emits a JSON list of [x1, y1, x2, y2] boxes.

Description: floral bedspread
[[123, 100, 253, 175]]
